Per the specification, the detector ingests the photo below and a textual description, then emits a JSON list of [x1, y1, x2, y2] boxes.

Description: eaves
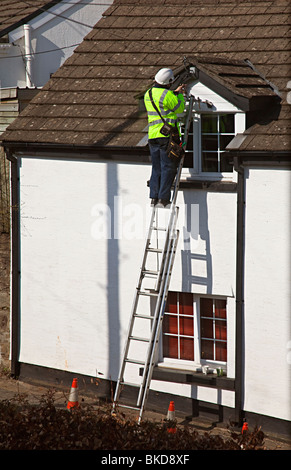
[[227, 149, 291, 168], [2, 141, 150, 164]]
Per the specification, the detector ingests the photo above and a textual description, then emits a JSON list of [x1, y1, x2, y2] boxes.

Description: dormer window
[[179, 87, 245, 179], [175, 56, 280, 180]]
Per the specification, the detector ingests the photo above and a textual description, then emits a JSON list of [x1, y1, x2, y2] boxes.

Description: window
[[180, 112, 238, 174], [201, 114, 234, 173], [162, 292, 227, 366], [163, 292, 195, 361], [200, 298, 227, 362]]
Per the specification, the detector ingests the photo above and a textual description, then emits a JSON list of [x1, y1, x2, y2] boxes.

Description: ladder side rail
[[155, 204, 179, 291], [137, 230, 180, 423], [136, 209, 180, 407], [137, 206, 158, 289], [112, 286, 143, 409], [112, 207, 159, 409], [147, 205, 179, 331]]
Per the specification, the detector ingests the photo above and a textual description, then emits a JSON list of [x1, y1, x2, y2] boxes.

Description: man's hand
[[174, 84, 186, 94]]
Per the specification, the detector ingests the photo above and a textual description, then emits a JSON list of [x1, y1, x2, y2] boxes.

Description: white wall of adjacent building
[[0, 0, 113, 89], [243, 166, 291, 421]]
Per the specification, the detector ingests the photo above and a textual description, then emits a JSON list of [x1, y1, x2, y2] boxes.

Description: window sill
[[149, 364, 235, 391], [179, 179, 237, 192]]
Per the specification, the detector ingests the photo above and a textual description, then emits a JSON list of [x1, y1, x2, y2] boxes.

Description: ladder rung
[[147, 248, 163, 253], [116, 404, 141, 411], [119, 380, 141, 388], [153, 226, 167, 231], [142, 269, 159, 276], [137, 290, 158, 297], [125, 358, 145, 365], [129, 335, 150, 342], [134, 313, 152, 320]]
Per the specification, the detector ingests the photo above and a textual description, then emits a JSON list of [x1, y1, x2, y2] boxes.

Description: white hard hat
[[154, 68, 175, 85]]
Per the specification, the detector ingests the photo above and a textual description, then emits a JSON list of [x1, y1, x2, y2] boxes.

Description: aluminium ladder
[[112, 95, 194, 424]]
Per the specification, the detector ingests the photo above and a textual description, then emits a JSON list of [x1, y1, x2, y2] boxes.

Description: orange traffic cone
[[67, 378, 79, 410], [166, 401, 176, 434], [242, 419, 248, 434]]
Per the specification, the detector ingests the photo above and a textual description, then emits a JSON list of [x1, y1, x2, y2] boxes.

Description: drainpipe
[[234, 155, 245, 426], [24, 24, 33, 88], [6, 150, 21, 378]]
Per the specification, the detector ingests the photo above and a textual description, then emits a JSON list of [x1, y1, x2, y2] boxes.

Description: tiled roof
[[0, 1, 62, 37], [2, 0, 291, 154]]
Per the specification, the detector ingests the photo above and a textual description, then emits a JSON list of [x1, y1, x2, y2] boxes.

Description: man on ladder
[[111, 82, 194, 423], [144, 68, 186, 208]]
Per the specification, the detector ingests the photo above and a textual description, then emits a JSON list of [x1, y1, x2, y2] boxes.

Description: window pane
[[165, 292, 177, 313], [202, 134, 218, 151], [200, 298, 213, 317], [201, 114, 217, 133], [216, 342, 227, 362], [184, 152, 194, 168], [220, 114, 234, 133], [220, 134, 234, 150], [201, 318, 213, 339], [179, 316, 193, 336], [201, 339, 213, 360], [215, 299, 226, 319], [180, 292, 193, 315], [180, 338, 194, 361], [163, 315, 178, 334], [220, 152, 233, 173], [202, 152, 218, 172], [163, 335, 178, 359], [215, 320, 227, 340]]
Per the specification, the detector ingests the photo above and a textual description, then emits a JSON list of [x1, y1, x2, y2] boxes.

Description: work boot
[[157, 199, 171, 208]]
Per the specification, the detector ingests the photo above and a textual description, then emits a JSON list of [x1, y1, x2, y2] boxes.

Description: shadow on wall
[[31, 35, 65, 87], [106, 163, 120, 380], [181, 191, 213, 294]]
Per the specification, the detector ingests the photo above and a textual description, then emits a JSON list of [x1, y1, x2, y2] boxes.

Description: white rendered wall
[[244, 167, 291, 421], [18, 156, 237, 410]]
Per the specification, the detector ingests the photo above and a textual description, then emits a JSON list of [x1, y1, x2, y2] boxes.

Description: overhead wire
[[0, 42, 82, 59], [0, 0, 133, 60]]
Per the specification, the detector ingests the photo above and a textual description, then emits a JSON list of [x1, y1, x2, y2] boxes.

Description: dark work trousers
[[148, 137, 178, 201]]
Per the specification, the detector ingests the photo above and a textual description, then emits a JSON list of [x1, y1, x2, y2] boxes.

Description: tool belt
[[167, 128, 185, 164]]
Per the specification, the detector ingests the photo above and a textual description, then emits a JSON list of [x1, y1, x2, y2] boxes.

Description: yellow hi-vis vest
[[144, 87, 185, 139]]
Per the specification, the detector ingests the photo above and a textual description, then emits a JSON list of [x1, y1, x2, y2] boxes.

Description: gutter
[[1, 141, 151, 163]]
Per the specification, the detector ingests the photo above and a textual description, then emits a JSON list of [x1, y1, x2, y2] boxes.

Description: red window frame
[[162, 292, 195, 361], [200, 298, 227, 362], [162, 292, 227, 364]]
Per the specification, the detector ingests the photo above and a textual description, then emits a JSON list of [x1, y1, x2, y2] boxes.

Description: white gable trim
[[188, 80, 243, 113]]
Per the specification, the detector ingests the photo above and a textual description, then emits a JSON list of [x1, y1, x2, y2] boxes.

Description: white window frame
[[181, 88, 246, 182], [158, 293, 228, 373]]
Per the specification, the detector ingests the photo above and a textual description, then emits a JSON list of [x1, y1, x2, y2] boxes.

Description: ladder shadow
[[181, 191, 213, 294]]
